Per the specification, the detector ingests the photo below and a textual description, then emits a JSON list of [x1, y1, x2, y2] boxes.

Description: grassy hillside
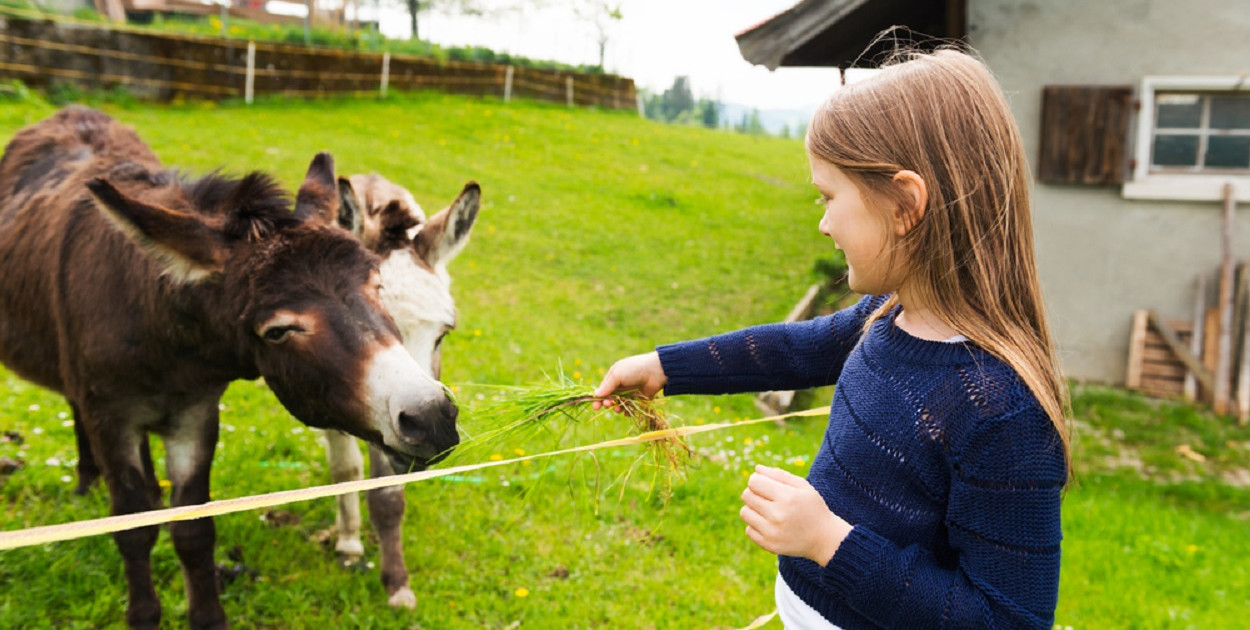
[[0, 91, 1247, 629]]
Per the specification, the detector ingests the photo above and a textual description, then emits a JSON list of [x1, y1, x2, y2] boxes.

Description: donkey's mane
[[181, 170, 300, 242]]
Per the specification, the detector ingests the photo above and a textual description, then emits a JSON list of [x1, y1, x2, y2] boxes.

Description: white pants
[[775, 572, 844, 630]]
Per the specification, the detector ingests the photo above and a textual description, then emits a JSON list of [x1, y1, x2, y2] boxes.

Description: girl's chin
[[846, 272, 884, 296]]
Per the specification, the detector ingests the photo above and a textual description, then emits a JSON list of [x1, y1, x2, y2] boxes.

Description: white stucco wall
[[969, 0, 1250, 384]]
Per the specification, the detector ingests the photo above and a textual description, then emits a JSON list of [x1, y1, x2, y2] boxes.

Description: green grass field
[[1, 90, 1248, 629]]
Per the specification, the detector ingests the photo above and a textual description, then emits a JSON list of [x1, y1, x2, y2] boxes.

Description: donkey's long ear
[[336, 176, 363, 235], [88, 178, 228, 283], [413, 182, 480, 270], [294, 152, 340, 225]]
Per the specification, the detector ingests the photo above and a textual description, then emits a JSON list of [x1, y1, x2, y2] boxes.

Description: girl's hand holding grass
[[592, 351, 667, 411], [740, 465, 852, 567]]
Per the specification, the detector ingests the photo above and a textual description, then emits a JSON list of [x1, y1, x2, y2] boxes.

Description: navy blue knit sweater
[[657, 295, 1065, 629]]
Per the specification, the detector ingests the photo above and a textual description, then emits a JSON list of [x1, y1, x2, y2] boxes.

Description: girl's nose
[[818, 214, 833, 238]]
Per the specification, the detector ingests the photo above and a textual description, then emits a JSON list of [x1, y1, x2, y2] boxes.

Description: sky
[[363, 0, 845, 114]]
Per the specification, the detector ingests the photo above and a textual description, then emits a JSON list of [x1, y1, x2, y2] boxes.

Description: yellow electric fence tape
[[0, 406, 830, 551]]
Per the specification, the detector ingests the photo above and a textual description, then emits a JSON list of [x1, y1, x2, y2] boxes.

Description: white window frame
[[1123, 75, 1250, 202]]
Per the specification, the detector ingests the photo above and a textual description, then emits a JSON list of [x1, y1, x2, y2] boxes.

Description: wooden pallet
[[1126, 310, 1195, 399]]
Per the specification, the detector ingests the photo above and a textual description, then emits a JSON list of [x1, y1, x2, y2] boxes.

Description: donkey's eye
[[261, 325, 301, 343]]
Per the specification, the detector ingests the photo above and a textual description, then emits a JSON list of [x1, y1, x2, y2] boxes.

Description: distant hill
[[719, 102, 815, 138]]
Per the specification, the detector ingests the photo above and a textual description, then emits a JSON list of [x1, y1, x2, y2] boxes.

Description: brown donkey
[[326, 174, 480, 608], [0, 106, 458, 629]]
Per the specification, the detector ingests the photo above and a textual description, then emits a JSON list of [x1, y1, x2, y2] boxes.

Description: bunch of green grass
[[448, 374, 693, 500]]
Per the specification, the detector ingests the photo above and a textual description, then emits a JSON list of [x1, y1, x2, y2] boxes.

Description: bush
[[0, 79, 33, 102]]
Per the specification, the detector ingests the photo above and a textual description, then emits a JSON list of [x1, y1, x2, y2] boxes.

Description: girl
[[593, 47, 1069, 629]]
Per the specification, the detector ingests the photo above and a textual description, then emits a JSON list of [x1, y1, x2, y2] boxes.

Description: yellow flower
[[744, 437, 753, 445], [513, 448, 526, 456], [792, 458, 807, 467], [489, 454, 503, 461], [514, 587, 530, 598], [712, 406, 721, 414], [474, 329, 483, 337], [572, 371, 582, 380]]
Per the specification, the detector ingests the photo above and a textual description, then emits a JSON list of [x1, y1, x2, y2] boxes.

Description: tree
[[401, 0, 489, 41], [736, 108, 765, 135], [572, 2, 623, 70], [661, 76, 694, 122], [641, 81, 722, 131], [698, 98, 720, 129]]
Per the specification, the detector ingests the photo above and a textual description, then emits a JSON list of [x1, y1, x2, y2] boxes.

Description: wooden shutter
[[1038, 85, 1133, 185]]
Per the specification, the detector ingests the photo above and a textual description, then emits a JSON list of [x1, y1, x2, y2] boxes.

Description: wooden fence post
[[1185, 273, 1207, 401], [1216, 183, 1236, 414], [380, 52, 390, 98], [245, 40, 255, 105], [1237, 262, 1250, 424], [566, 75, 573, 107], [504, 65, 513, 103]]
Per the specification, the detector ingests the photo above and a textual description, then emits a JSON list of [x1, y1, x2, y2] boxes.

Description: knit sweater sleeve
[[820, 401, 1067, 629], [656, 294, 884, 396]]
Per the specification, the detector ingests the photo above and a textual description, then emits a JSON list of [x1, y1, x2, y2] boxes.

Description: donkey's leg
[[71, 402, 101, 495], [367, 444, 416, 609], [84, 409, 164, 630], [324, 429, 365, 561], [164, 396, 228, 630], [139, 434, 161, 506]]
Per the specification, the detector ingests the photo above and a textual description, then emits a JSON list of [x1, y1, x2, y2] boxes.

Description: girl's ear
[[891, 170, 928, 236]]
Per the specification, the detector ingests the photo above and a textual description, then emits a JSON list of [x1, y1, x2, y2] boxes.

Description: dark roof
[[735, 0, 963, 70]]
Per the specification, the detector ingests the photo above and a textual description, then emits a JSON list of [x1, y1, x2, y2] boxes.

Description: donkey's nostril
[[394, 397, 459, 454], [442, 397, 459, 423], [396, 411, 430, 444]]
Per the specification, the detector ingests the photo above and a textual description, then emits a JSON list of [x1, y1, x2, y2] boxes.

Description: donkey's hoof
[[335, 538, 365, 562], [74, 474, 98, 496], [388, 587, 417, 609]]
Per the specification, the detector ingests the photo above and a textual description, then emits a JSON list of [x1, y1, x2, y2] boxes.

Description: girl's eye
[[815, 195, 830, 205]]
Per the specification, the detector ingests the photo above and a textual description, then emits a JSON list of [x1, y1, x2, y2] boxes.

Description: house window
[[1151, 92, 1250, 172], [1124, 76, 1250, 202]]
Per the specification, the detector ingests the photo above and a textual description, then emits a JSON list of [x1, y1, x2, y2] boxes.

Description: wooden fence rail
[[0, 14, 636, 109]]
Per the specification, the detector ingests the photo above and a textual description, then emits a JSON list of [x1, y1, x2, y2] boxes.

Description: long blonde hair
[[807, 48, 1071, 476]]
